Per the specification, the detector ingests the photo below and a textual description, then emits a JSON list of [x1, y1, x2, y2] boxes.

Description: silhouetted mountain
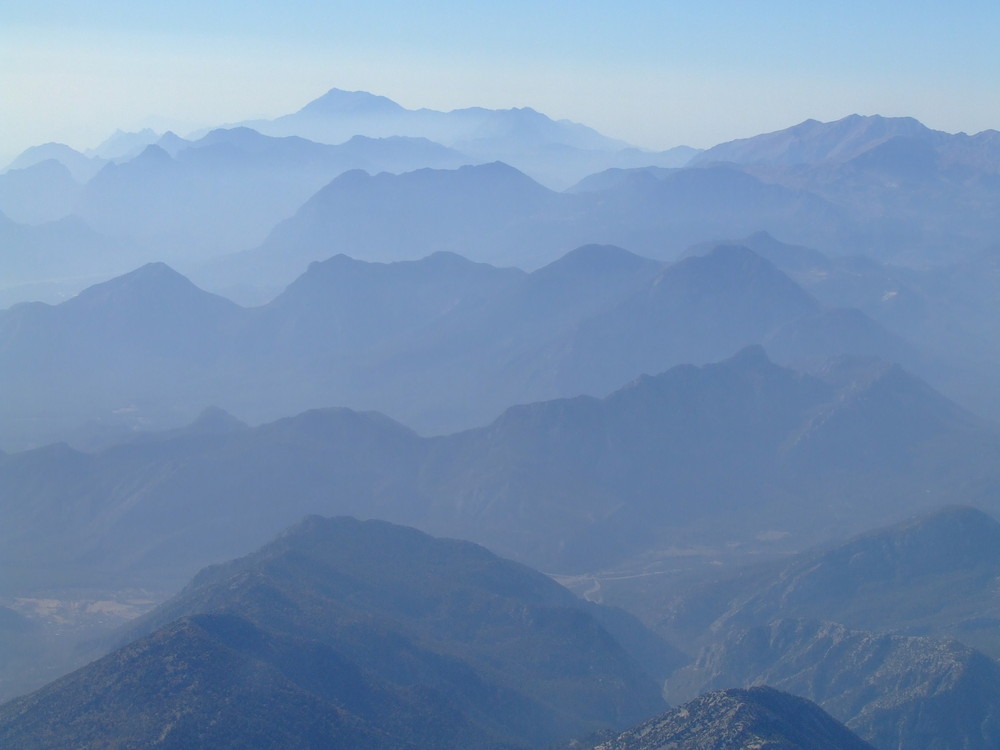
[[213, 158, 858, 299], [565, 165, 677, 193], [674, 115, 1000, 264], [254, 250, 525, 356], [683, 232, 1000, 422], [259, 88, 625, 152], [237, 86, 666, 188], [0, 517, 671, 749], [551, 245, 820, 395], [691, 114, 942, 166], [590, 686, 875, 750], [358, 243, 663, 429], [232, 162, 571, 280], [0, 262, 245, 444], [663, 619, 1000, 750]]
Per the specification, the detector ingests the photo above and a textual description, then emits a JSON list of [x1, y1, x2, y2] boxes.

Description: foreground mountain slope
[[0, 614, 417, 750], [663, 619, 1000, 750], [592, 686, 875, 750], [0, 516, 669, 749]]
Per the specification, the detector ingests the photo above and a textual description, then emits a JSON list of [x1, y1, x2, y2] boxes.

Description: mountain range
[[5, 98, 999, 311], [4, 89, 1000, 748], [4, 346, 998, 602], [3, 241, 961, 450], [235, 87, 697, 189]]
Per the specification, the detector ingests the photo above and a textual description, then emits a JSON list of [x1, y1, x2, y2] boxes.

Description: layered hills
[[1, 243, 946, 448], [5, 102, 1000, 311], [237, 87, 696, 189], [3, 346, 998, 599]]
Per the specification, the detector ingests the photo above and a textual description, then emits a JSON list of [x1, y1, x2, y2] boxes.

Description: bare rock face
[[595, 686, 875, 750]]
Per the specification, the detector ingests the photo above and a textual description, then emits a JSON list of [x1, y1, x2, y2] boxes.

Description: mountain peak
[[597, 686, 875, 750], [296, 87, 406, 118], [187, 406, 248, 435], [724, 343, 772, 369], [66, 263, 240, 316], [538, 244, 659, 278]]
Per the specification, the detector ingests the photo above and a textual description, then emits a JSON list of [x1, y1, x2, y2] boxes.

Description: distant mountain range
[[3, 345, 998, 606], [205, 159, 851, 297], [233, 87, 697, 189], [5, 88, 1000, 750], [692, 113, 1000, 170], [4, 242, 960, 449], [4, 101, 1000, 311]]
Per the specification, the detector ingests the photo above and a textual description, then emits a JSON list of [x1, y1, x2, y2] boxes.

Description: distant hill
[[590, 686, 875, 750], [0, 516, 671, 749]]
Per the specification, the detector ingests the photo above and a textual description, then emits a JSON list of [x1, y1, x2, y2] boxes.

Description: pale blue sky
[[3, 2, 998, 164]]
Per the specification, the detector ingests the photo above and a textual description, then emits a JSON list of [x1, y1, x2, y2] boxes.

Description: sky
[[3, 1, 999, 165]]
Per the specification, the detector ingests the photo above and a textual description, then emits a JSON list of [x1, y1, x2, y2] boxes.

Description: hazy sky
[[3, 1, 999, 164]]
